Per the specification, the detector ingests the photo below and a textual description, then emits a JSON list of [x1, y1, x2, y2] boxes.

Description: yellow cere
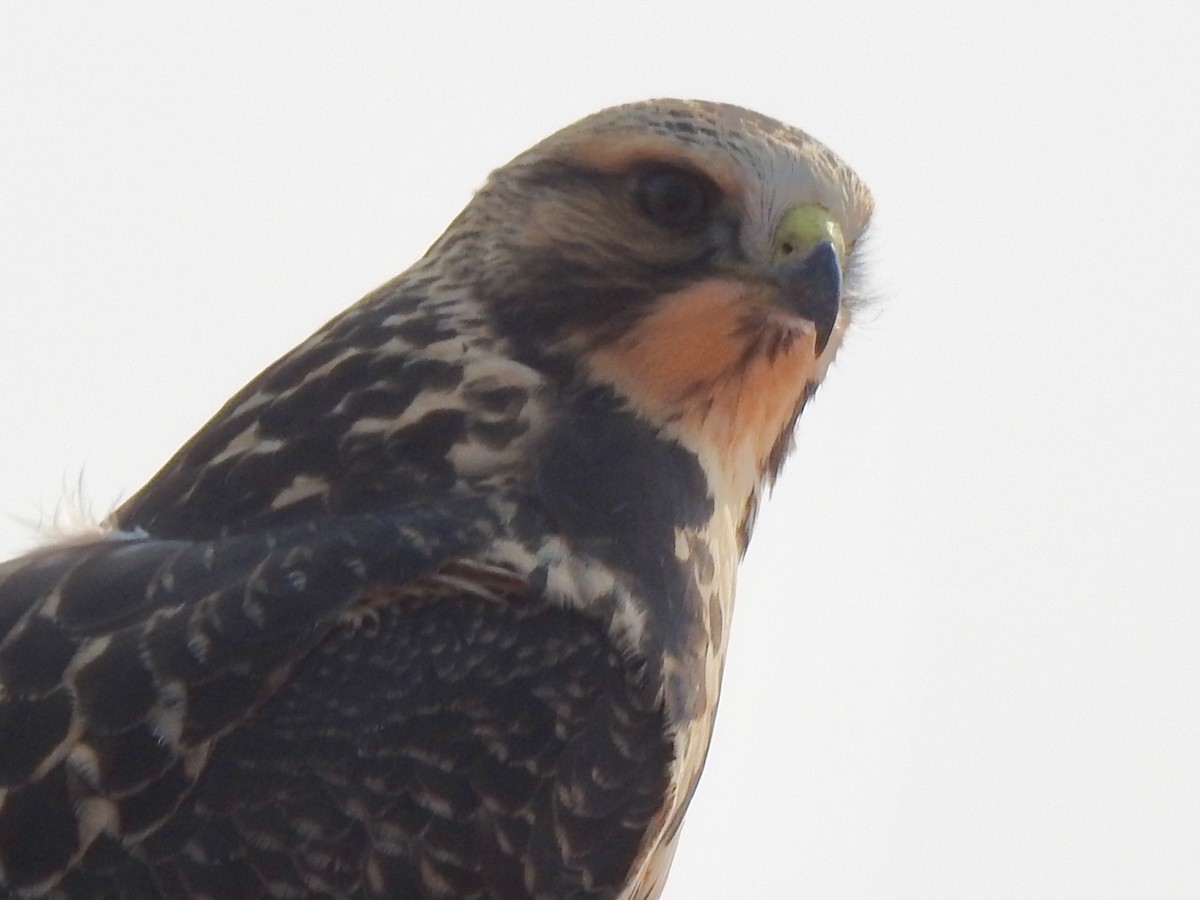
[[773, 203, 846, 266]]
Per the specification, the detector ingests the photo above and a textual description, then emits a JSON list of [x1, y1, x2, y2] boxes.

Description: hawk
[[0, 100, 873, 898]]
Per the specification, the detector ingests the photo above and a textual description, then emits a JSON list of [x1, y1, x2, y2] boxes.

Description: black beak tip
[[775, 241, 842, 354]]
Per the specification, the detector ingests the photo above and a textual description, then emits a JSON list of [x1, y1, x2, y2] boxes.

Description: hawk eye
[[635, 167, 713, 231]]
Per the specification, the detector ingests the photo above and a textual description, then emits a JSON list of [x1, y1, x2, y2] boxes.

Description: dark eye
[[635, 167, 713, 230]]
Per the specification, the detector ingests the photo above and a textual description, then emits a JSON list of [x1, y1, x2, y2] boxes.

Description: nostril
[[779, 242, 795, 256]]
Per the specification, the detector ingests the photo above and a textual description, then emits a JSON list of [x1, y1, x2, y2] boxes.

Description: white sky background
[[2, 3, 1198, 897]]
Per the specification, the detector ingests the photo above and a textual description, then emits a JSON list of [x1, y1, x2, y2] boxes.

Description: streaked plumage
[[0, 100, 872, 899]]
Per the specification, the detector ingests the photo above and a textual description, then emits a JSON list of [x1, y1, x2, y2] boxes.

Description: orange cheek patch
[[584, 280, 820, 479]]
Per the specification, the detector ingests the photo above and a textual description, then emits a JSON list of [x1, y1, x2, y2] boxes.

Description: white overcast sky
[[2, 3, 1198, 897]]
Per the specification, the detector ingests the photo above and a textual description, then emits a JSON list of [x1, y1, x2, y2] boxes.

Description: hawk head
[[115, 100, 872, 551], [431, 99, 874, 525]]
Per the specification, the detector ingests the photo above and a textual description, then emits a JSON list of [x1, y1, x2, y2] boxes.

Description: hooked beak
[[767, 204, 845, 354]]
